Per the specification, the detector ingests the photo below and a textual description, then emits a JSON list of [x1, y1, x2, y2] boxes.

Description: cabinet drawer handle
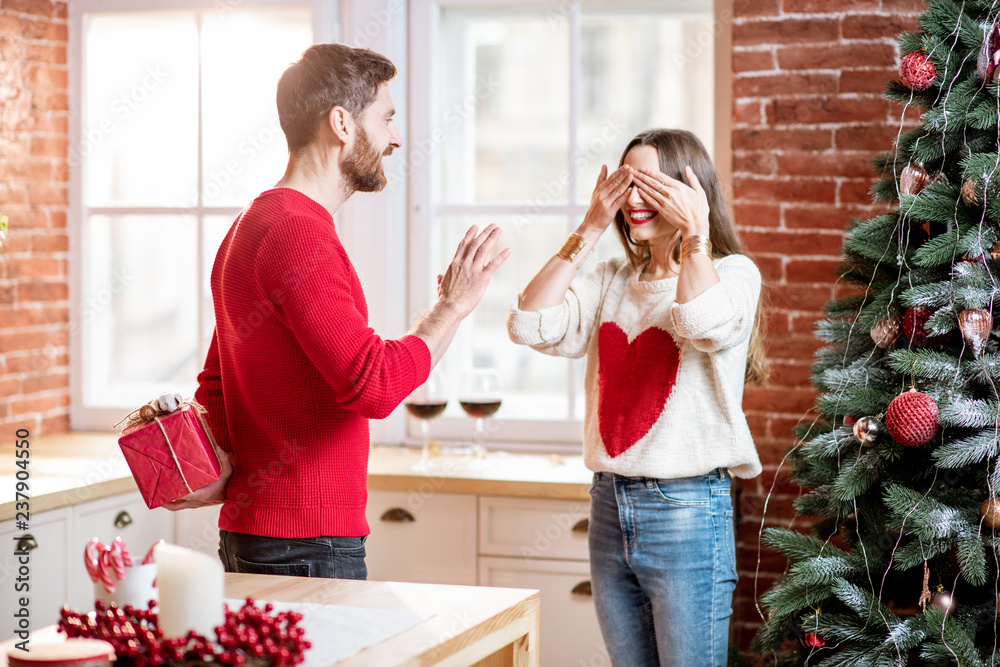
[[380, 508, 415, 523], [16, 535, 38, 552], [572, 518, 589, 534], [571, 581, 592, 596], [114, 511, 133, 529]]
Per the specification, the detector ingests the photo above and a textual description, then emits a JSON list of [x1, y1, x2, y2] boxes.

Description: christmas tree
[[752, 2, 1000, 665]]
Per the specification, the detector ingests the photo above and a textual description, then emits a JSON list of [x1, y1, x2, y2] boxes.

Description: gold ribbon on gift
[[114, 398, 221, 497]]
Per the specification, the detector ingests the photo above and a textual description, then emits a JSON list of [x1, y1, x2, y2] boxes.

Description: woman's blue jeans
[[588, 469, 737, 667], [218, 529, 367, 580]]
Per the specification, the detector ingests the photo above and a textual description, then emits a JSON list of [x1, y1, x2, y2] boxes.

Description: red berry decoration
[[900, 51, 937, 91], [885, 388, 939, 447], [902, 307, 950, 347], [57, 597, 309, 666]]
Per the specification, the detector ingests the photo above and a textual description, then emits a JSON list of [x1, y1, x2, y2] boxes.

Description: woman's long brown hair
[[612, 129, 769, 384]]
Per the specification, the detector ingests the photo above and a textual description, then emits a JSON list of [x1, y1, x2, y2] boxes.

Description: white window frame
[[68, 0, 341, 430]]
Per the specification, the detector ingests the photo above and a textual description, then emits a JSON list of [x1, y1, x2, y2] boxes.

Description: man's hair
[[276, 44, 396, 154]]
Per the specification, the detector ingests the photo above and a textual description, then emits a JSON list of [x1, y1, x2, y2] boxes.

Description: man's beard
[[343, 126, 389, 193]]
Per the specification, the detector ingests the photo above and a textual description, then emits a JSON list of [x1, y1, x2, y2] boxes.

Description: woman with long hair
[[507, 129, 766, 666]]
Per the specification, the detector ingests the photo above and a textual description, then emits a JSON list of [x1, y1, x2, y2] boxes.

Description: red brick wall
[[0, 0, 70, 436], [732, 0, 923, 651]]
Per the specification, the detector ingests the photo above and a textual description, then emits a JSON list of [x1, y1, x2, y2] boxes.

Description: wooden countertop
[[0, 432, 592, 521]]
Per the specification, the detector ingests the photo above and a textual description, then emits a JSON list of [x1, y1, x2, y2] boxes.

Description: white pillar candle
[[153, 543, 225, 639]]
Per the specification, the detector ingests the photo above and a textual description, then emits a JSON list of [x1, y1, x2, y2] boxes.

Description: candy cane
[[84, 538, 103, 583], [108, 539, 127, 583], [142, 539, 164, 565], [112, 536, 133, 567], [97, 549, 116, 593]]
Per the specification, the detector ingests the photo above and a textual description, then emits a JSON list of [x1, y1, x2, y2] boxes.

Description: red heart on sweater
[[597, 322, 681, 458]]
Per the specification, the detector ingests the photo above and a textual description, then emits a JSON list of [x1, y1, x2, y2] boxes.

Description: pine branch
[[764, 527, 850, 563], [934, 429, 1000, 466], [832, 451, 885, 502], [955, 532, 987, 585]]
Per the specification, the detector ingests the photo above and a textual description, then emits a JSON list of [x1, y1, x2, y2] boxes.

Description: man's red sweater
[[195, 188, 430, 538]]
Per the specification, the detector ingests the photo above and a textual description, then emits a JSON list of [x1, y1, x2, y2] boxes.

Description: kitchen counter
[[0, 431, 592, 521], [0, 573, 540, 666]]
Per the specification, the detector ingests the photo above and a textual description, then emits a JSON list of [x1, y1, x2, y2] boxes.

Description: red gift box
[[117, 404, 221, 509]]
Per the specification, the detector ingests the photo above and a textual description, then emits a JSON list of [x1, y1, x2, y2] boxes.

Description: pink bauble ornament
[[958, 308, 992, 356], [899, 164, 929, 196], [930, 590, 957, 613], [979, 23, 1000, 82], [885, 388, 939, 447], [871, 314, 901, 349]]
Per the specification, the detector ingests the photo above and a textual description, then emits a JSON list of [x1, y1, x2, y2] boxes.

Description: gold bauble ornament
[[961, 178, 981, 206], [991, 240, 1000, 262], [981, 497, 1000, 528]]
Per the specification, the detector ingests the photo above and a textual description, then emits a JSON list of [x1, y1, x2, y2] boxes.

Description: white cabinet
[[479, 496, 590, 561], [0, 492, 175, 642], [173, 504, 221, 557], [0, 509, 70, 639], [67, 491, 174, 610], [480, 557, 607, 667], [367, 491, 607, 664], [365, 489, 477, 585], [478, 496, 607, 666]]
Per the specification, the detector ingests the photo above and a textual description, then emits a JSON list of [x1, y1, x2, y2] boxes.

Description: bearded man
[[168, 44, 509, 580]]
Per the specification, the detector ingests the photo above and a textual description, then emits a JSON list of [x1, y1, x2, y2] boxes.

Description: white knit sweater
[[507, 254, 763, 480]]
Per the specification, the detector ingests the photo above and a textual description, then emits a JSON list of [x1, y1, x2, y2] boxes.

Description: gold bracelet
[[679, 235, 712, 263], [556, 233, 589, 263]]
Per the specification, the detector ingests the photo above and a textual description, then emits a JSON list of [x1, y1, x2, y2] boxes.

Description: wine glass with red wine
[[459, 368, 502, 462], [405, 369, 447, 471]]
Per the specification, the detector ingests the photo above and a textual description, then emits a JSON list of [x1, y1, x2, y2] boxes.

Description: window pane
[[83, 215, 198, 407], [433, 215, 578, 420], [201, 9, 312, 207], [576, 2, 715, 201], [201, 215, 234, 351], [436, 6, 570, 204], [84, 13, 199, 207]]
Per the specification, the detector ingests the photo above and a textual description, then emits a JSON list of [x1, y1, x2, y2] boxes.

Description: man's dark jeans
[[218, 529, 367, 580]]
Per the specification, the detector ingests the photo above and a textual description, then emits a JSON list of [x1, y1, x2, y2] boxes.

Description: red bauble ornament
[[900, 51, 937, 91], [902, 307, 949, 347], [979, 23, 1000, 83], [885, 388, 939, 447], [803, 632, 826, 649], [900, 164, 929, 196]]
